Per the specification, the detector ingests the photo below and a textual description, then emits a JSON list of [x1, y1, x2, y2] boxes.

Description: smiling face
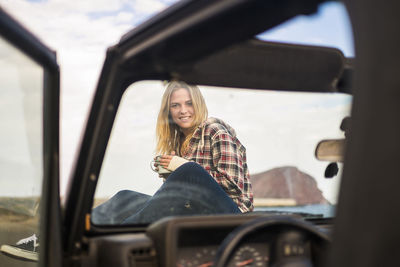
[[169, 88, 195, 136]]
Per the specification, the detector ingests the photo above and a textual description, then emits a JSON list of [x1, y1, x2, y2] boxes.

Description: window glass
[[0, 36, 43, 265], [92, 1, 354, 226], [93, 80, 351, 225], [257, 2, 354, 57]]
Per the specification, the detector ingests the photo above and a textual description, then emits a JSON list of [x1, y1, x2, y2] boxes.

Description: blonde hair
[[156, 81, 208, 155]]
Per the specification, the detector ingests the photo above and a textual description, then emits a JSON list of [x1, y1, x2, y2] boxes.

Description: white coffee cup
[[150, 155, 172, 176]]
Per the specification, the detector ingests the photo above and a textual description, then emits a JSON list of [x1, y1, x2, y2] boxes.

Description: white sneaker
[[0, 234, 39, 261]]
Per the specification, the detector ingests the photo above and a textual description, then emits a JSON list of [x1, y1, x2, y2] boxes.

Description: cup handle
[[150, 159, 158, 172]]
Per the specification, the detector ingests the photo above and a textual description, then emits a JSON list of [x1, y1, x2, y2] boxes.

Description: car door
[[0, 8, 61, 267]]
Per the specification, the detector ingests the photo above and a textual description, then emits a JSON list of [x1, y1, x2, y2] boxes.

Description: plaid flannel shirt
[[181, 118, 254, 212]]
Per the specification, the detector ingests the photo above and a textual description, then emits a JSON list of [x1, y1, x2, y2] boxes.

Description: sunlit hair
[[156, 81, 208, 155]]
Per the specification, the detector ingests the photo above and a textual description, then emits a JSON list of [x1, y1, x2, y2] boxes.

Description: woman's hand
[[153, 152, 189, 179], [157, 151, 176, 169], [153, 151, 176, 170]]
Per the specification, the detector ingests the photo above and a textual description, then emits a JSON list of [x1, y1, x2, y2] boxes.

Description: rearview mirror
[[315, 139, 345, 162]]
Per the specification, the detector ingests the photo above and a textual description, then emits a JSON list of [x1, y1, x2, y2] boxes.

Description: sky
[[0, 0, 354, 202], [0, 0, 180, 195]]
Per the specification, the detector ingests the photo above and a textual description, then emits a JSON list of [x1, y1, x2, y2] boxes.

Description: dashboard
[[146, 214, 331, 267], [86, 214, 332, 267]]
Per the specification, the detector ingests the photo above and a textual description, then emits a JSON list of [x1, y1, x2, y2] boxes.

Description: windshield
[[91, 80, 351, 225]]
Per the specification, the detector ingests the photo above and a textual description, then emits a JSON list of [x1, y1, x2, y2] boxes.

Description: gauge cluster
[[229, 243, 269, 267], [176, 245, 218, 267], [176, 242, 269, 267]]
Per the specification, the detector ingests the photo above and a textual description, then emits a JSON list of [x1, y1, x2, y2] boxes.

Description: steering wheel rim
[[213, 215, 331, 267]]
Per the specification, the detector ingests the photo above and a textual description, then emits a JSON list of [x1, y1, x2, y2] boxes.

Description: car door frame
[[62, 0, 343, 255], [0, 8, 62, 267]]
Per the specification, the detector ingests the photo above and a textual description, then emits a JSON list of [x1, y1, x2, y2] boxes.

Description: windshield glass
[[92, 80, 351, 225]]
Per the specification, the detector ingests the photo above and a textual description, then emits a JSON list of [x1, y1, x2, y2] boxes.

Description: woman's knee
[[173, 162, 209, 177], [178, 161, 201, 170], [164, 162, 218, 189], [115, 190, 132, 197]]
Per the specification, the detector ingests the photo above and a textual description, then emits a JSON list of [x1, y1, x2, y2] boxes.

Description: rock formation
[[250, 166, 329, 205]]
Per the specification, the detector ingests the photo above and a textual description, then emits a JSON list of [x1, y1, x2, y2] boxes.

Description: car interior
[[1, 0, 400, 267], [61, 1, 352, 266]]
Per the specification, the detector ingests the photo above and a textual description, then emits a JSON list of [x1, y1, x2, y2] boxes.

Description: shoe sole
[[0, 244, 38, 261]]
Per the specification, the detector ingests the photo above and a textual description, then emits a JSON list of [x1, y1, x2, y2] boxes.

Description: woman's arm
[[209, 127, 253, 212]]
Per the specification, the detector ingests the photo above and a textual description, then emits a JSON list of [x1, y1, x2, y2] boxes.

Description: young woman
[[92, 81, 253, 224], [153, 81, 253, 213]]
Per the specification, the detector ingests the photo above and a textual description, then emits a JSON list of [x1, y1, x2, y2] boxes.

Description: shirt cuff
[[167, 156, 189, 171]]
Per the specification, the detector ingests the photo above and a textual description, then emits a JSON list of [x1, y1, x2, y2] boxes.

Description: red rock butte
[[250, 166, 329, 206]]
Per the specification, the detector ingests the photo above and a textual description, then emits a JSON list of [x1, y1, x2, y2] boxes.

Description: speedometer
[[229, 244, 269, 267], [177, 247, 217, 267]]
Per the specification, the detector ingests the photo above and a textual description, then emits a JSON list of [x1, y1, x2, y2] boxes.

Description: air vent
[[129, 247, 157, 267]]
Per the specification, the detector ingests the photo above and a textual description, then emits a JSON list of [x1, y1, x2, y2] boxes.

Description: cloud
[[127, 0, 168, 14], [0, 0, 176, 51], [0, 0, 178, 193]]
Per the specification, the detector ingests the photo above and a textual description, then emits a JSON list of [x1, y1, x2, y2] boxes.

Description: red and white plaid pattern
[[182, 118, 253, 212]]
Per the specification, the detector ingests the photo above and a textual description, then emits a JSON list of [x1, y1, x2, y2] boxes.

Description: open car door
[[0, 7, 62, 267]]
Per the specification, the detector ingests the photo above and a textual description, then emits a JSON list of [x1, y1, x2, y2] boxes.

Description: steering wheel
[[213, 216, 331, 267]]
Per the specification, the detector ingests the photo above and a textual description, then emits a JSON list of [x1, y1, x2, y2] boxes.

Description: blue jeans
[[91, 162, 241, 224]]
